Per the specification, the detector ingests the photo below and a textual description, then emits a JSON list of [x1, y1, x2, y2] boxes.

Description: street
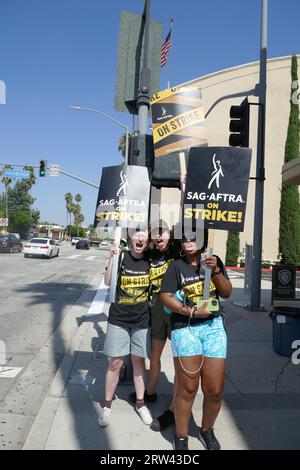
[[0, 243, 109, 449]]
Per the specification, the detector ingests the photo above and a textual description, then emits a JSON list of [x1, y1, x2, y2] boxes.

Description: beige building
[[155, 55, 300, 263]]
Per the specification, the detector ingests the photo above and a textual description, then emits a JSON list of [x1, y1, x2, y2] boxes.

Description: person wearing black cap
[[160, 232, 232, 450]]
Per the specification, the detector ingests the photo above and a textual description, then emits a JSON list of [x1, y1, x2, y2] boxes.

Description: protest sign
[[94, 165, 150, 229], [183, 146, 252, 232]]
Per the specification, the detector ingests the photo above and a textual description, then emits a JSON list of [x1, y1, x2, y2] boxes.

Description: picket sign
[[179, 151, 214, 301], [109, 227, 121, 303]]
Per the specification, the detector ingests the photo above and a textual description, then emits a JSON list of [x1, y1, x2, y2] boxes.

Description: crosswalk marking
[[85, 256, 96, 261], [85, 279, 109, 317], [68, 255, 81, 259], [0, 366, 22, 378]]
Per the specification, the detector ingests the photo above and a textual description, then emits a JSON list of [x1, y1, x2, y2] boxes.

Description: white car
[[71, 237, 81, 246], [23, 238, 60, 259], [100, 240, 109, 247]]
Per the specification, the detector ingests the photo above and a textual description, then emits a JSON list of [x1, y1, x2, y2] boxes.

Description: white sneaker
[[98, 407, 111, 427], [136, 405, 152, 425]]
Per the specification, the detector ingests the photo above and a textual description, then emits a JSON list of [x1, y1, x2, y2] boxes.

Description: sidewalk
[[24, 274, 300, 450]]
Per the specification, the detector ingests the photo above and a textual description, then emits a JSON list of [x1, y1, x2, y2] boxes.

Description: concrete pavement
[[23, 272, 300, 450]]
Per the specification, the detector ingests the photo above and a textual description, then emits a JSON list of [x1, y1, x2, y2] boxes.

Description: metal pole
[[250, 0, 268, 311], [167, 18, 174, 89], [137, 0, 151, 135]]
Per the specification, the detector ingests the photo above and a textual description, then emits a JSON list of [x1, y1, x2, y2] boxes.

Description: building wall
[[157, 56, 299, 263]]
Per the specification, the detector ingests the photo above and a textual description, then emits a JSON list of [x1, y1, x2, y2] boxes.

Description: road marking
[[85, 256, 96, 261], [68, 254, 81, 259], [0, 366, 22, 378], [85, 279, 109, 316]]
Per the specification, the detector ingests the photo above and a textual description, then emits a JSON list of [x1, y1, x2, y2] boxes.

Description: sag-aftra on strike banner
[[151, 87, 208, 157], [183, 147, 252, 232], [94, 165, 150, 229]]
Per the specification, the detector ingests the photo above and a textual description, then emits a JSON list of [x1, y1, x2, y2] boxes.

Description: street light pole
[[69, 106, 129, 164]]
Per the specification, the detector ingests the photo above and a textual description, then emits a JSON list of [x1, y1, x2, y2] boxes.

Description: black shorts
[[150, 296, 171, 341]]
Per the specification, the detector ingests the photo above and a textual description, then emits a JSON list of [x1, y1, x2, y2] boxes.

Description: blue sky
[[0, 0, 299, 227]]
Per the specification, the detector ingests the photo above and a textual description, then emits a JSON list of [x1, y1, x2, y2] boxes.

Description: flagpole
[[167, 17, 174, 89]]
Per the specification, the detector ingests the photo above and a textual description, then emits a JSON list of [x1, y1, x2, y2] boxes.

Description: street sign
[[48, 165, 60, 176], [0, 218, 8, 227], [4, 169, 30, 180]]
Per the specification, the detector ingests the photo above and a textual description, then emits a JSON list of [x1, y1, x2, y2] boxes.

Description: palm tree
[[1, 164, 12, 219], [23, 165, 36, 190], [75, 193, 82, 204], [118, 133, 126, 158], [64, 192, 73, 228]]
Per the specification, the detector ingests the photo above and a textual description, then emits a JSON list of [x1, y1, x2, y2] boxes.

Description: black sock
[[102, 400, 112, 409], [136, 399, 145, 409]]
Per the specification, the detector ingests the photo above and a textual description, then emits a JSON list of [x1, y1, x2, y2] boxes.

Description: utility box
[[270, 307, 300, 357]]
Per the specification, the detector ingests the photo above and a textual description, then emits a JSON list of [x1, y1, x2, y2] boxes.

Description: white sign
[[0, 218, 8, 227], [48, 165, 60, 176]]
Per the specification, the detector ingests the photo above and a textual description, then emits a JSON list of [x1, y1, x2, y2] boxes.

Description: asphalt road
[[0, 242, 109, 449]]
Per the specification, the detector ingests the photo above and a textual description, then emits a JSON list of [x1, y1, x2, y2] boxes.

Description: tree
[[118, 133, 126, 158], [23, 165, 36, 190], [225, 231, 240, 267], [64, 192, 73, 227], [278, 55, 300, 264], [1, 164, 12, 218], [7, 180, 33, 213]]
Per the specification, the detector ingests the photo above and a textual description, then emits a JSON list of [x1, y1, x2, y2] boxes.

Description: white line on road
[[85, 279, 109, 316], [0, 366, 22, 378], [85, 256, 96, 261], [67, 255, 81, 259]]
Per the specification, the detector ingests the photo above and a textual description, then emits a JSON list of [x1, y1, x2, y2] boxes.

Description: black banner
[[183, 146, 252, 232], [94, 165, 150, 229]]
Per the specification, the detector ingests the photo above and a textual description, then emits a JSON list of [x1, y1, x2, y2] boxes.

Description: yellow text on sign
[[153, 107, 205, 144]]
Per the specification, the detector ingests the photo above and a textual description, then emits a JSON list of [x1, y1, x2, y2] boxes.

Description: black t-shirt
[[160, 256, 229, 330], [108, 251, 150, 329], [149, 243, 180, 297]]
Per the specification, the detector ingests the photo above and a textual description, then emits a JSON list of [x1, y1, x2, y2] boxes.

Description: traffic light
[[229, 98, 250, 147], [39, 160, 47, 177]]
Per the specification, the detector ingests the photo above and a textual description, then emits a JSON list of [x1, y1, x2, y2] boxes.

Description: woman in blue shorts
[[160, 232, 232, 450]]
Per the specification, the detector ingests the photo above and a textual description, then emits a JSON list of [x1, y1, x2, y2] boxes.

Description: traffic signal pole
[[0, 162, 99, 189], [250, 0, 268, 311]]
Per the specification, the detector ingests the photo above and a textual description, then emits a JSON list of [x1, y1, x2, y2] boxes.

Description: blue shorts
[[171, 316, 227, 359]]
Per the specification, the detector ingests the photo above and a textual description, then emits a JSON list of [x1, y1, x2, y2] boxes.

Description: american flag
[[160, 29, 171, 67]]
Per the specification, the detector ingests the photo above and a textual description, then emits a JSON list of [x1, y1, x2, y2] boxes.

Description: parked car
[[76, 239, 90, 250], [71, 237, 81, 246], [100, 240, 109, 247], [0, 233, 23, 253], [23, 238, 59, 259]]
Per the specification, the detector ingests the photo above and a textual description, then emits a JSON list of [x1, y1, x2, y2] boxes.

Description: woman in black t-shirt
[[160, 233, 232, 450], [98, 229, 153, 428]]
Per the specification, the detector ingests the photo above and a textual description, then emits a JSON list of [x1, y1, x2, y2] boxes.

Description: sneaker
[[198, 428, 221, 450], [150, 409, 175, 432], [136, 405, 153, 425], [173, 435, 189, 450], [98, 407, 111, 427], [129, 391, 157, 404]]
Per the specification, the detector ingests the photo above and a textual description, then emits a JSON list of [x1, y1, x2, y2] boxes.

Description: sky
[[0, 0, 299, 227]]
